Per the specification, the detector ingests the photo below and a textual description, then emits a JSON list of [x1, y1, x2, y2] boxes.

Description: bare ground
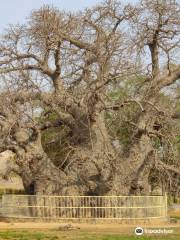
[[0, 221, 179, 234], [0, 210, 179, 234]]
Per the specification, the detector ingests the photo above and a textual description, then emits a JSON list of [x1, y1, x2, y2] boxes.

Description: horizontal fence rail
[[0, 194, 167, 220]]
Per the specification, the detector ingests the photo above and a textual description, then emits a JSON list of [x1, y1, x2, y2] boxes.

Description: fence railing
[[0, 194, 167, 220]]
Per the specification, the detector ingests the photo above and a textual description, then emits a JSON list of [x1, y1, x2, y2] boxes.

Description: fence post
[[1, 194, 5, 207], [164, 192, 168, 220]]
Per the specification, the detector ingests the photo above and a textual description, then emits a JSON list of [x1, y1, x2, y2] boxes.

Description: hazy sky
[[0, 0, 136, 33]]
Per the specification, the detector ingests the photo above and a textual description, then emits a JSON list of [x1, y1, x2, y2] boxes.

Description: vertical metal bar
[[164, 192, 168, 220]]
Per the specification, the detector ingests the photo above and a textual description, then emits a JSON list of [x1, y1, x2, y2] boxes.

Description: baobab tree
[[0, 0, 179, 196]]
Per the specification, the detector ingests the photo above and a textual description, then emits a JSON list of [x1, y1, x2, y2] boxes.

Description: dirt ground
[[0, 221, 179, 234], [0, 210, 179, 234]]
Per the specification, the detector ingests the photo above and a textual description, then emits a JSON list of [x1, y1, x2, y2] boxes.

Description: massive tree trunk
[[5, 127, 68, 196], [60, 99, 117, 196], [12, 103, 150, 197], [110, 109, 156, 195], [0, 103, 158, 196], [59, 102, 155, 196], [21, 154, 67, 196]]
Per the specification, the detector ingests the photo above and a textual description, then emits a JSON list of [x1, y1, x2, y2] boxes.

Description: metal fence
[[0, 194, 167, 220]]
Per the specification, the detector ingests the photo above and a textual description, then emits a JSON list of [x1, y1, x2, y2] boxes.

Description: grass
[[0, 229, 179, 240], [170, 216, 180, 220], [0, 231, 54, 240], [169, 210, 180, 220]]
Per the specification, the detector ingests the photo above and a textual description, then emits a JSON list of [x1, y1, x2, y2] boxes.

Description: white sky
[[0, 0, 137, 33]]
